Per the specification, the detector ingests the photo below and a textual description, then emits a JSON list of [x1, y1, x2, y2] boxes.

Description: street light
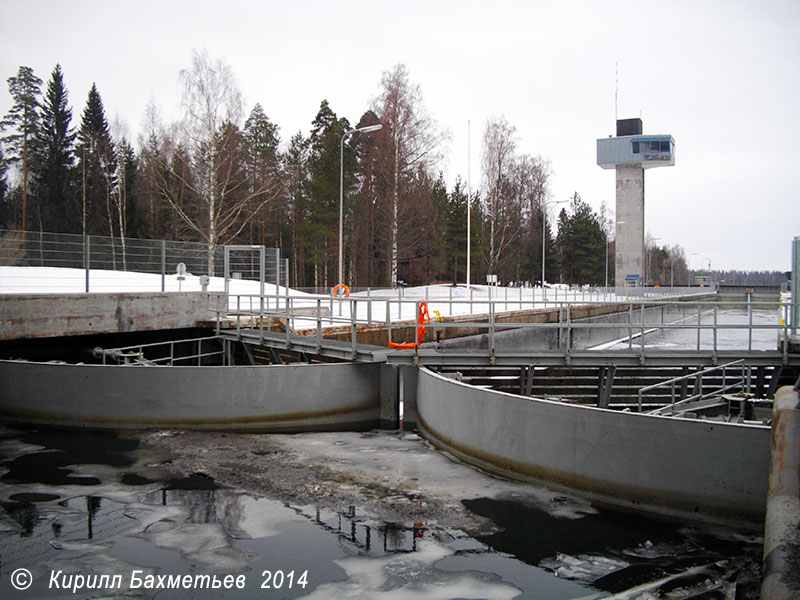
[[338, 123, 383, 292], [542, 199, 567, 289]]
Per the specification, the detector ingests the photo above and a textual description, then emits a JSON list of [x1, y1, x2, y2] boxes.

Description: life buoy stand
[[388, 301, 430, 349], [332, 283, 350, 298]]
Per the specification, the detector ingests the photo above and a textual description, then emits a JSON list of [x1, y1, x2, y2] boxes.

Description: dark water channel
[[0, 427, 762, 599]]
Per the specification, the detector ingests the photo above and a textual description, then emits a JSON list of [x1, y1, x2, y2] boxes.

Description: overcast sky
[[1, 0, 798, 272]]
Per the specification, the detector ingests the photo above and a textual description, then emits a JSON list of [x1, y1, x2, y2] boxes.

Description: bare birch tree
[[372, 64, 447, 285], [481, 116, 520, 276], [158, 49, 278, 274]]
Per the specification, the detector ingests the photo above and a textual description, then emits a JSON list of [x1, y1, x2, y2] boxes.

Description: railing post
[[640, 301, 645, 360], [713, 303, 718, 359], [259, 291, 264, 344], [236, 296, 241, 339], [386, 300, 392, 346], [285, 296, 291, 347], [351, 299, 358, 354], [748, 292, 753, 351], [161, 239, 166, 292], [449, 286, 453, 317], [315, 298, 322, 351], [489, 299, 495, 359], [628, 301, 633, 350], [697, 304, 702, 351], [566, 303, 572, 351]]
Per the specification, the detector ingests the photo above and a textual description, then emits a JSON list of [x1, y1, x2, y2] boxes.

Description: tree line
[[1, 51, 710, 289]]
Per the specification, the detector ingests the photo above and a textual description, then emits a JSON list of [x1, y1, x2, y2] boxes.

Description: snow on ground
[[0, 265, 684, 333]]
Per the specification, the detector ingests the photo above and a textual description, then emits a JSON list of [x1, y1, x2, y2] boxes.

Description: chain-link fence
[[0, 229, 286, 294]]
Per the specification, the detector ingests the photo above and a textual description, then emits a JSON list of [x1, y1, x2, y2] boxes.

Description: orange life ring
[[332, 283, 350, 298], [388, 301, 430, 349]]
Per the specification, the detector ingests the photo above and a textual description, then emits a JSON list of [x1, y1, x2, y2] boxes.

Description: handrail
[[218, 292, 792, 359], [640, 359, 745, 413], [93, 335, 226, 366]]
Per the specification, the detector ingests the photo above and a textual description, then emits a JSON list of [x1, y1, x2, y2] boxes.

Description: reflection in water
[[0, 426, 586, 599]]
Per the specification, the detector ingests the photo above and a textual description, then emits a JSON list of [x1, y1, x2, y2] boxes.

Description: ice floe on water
[[301, 537, 521, 600]]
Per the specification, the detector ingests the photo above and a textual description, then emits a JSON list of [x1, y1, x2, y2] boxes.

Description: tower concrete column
[[615, 166, 645, 287]]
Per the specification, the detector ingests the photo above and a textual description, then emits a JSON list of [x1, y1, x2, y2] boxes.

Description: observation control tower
[[597, 118, 674, 287]]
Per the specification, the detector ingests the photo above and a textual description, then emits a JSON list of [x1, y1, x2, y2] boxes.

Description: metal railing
[[92, 336, 227, 366], [639, 359, 746, 413], [219, 290, 796, 364]]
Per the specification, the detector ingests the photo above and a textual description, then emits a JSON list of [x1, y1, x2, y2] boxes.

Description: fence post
[[84, 235, 90, 293]]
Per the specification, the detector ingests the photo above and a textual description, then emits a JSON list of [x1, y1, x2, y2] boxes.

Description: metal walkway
[[218, 292, 799, 369], [221, 329, 800, 369]]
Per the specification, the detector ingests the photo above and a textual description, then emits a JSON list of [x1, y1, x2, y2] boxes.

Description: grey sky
[[1, 0, 798, 272]]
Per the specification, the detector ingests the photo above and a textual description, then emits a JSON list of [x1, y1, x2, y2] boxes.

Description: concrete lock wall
[[416, 367, 770, 529], [0, 292, 225, 340], [0, 360, 382, 432]]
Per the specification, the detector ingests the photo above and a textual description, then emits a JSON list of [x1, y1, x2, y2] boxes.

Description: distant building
[[597, 118, 675, 287]]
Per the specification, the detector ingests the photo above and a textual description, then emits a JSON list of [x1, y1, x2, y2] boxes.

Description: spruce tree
[[243, 103, 282, 246], [1, 66, 43, 231], [304, 100, 352, 287], [76, 83, 114, 237], [37, 64, 76, 232]]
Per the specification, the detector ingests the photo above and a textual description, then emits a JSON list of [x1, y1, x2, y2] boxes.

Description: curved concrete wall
[[416, 367, 769, 529], [0, 360, 381, 432]]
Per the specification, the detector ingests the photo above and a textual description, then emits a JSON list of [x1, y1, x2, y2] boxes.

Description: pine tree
[[1, 66, 43, 231], [37, 64, 76, 232]]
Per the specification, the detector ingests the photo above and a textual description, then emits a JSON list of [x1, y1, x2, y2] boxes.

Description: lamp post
[[338, 123, 382, 292], [542, 199, 567, 289]]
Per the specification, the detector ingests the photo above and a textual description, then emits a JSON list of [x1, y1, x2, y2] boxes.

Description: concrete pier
[[0, 292, 225, 340]]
